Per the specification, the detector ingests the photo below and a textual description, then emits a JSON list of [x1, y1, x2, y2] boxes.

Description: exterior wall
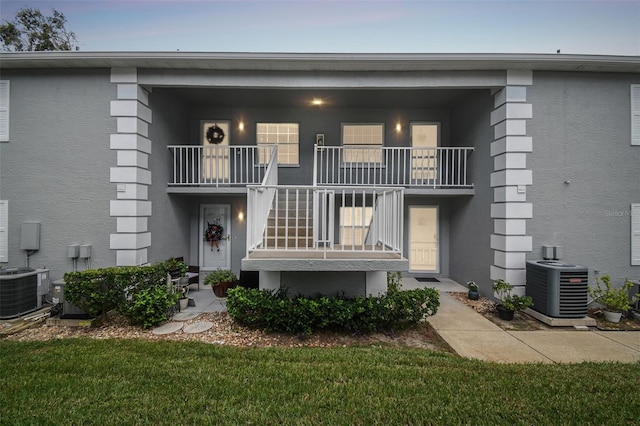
[[146, 89, 191, 264], [0, 69, 115, 280], [449, 90, 495, 294], [527, 72, 640, 284]]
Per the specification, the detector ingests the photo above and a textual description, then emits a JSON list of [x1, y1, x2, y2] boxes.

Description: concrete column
[[109, 68, 152, 266], [490, 70, 533, 290]]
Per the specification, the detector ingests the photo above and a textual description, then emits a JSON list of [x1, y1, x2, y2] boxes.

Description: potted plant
[[205, 269, 237, 298], [177, 286, 189, 311], [492, 279, 533, 321], [467, 281, 479, 300], [588, 275, 637, 323]]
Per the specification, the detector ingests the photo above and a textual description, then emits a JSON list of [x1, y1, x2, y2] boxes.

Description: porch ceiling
[[161, 87, 481, 109]]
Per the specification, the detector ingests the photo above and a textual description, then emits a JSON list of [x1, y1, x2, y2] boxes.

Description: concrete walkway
[[416, 278, 640, 364]]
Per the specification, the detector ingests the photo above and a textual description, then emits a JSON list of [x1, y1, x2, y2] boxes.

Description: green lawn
[[1, 339, 638, 425]]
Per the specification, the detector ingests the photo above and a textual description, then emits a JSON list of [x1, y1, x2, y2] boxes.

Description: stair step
[[266, 228, 312, 237]]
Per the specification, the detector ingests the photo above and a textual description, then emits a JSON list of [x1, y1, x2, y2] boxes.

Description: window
[[0, 200, 7, 262], [257, 123, 299, 165], [339, 206, 373, 246], [632, 85, 640, 146], [632, 204, 640, 265], [0, 81, 9, 142], [342, 124, 384, 163]]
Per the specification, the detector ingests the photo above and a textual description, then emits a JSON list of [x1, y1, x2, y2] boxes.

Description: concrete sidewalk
[[418, 278, 640, 364]]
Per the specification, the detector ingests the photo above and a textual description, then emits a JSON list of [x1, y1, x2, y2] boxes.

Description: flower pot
[[468, 290, 479, 300], [497, 305, 515, 321], [603, 310, 622, 323], [213, 281, 233, 298], [179, 298, 189, 311]]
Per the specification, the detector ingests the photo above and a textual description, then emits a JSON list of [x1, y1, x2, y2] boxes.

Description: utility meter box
[[20, 222, 41, 250]]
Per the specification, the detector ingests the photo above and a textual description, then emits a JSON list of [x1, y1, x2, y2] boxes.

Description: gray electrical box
[[20, 222, 41, 250], [67, 245, 79, 258], [79, 244, 91, 258]]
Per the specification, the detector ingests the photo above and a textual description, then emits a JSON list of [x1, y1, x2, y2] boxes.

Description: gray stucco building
[[0, 52, 638, 297]]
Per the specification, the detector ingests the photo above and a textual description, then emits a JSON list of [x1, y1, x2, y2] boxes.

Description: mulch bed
[[449, 292, 640, 332]]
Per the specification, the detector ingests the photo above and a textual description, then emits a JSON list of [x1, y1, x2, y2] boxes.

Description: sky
[[0, 0, 638, 55]]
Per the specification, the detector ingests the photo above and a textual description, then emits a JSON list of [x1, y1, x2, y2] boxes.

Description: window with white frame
[[257, 123, 299, 165], [0, 81, 9, 142], [342, 123, 384, 163], [632, 204, 640, 265], [631, 85, 640, 146], [339, 206, 373, 246], [0, 200, 7, 262]]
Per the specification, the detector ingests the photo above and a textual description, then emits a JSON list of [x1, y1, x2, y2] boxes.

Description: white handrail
[[247, 185, 404, 257], [315, 145, 474, 188], [168, 145, 275, 186], [246, 146, 279, 254]]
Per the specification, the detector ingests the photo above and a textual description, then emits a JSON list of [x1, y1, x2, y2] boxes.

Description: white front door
[[411, 123, 439, 183], [201, 120, 230, 183], [409, 206, 438, 272], [200, 204, 231, 271]]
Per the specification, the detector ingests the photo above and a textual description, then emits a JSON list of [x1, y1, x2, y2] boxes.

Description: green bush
[[63, 260, 179, 327], [226, 286, 440, 335], [126, 286, 179, 329]]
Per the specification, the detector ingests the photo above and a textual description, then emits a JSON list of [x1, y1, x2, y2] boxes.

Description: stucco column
[[109, 68, 152, 266], [489, 70, 533, 291]]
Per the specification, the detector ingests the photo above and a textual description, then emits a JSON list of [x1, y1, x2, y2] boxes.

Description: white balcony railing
[[247, 185, 404, 258], [168, 145, 275, 186], [314, 145, 474, 188]]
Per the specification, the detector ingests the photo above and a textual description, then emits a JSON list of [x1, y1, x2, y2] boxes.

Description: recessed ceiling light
[[312, 98, 323, 106]]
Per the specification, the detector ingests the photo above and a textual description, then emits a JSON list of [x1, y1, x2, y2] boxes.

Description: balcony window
[[339, 206, 373, 246], [342, 123, 383, 164], [257, 123, 299, 165]]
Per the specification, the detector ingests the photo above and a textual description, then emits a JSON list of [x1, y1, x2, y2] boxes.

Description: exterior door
[[201, 120, 230, 183], [411, 123, 439, 183], [200, 204, 231, 271], [409, 206, 438, 272]]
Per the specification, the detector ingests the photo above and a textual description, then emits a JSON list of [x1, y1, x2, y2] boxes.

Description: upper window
[[631, 84, 640, 146], [632, 204, 640, 266], [257, 123, 299, 165], [342, 123, 384, 163], [0, 200, 7, 262], [0, 81, 9, 142]]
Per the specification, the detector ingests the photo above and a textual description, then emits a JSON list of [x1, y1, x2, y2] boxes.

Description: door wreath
[[206, 124, 225, 145], [204, 222, 224, 251]]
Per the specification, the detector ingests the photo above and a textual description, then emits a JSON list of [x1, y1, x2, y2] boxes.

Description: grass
[[1, 339, 639, 425]]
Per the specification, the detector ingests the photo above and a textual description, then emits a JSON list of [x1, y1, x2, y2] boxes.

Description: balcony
[[242, 185, 408, 272], [167, 145, 276, 193], [314, 145, 474, 194]]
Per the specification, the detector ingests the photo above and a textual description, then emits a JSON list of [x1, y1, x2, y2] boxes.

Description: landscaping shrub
[[126, 286, 179, 329], [226, 286, 440, 335], [62, 260, 182, 327]]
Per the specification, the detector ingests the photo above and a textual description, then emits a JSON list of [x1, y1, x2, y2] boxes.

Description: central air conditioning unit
[[0, 268, 50, 319], [526, 260, 589, 318]]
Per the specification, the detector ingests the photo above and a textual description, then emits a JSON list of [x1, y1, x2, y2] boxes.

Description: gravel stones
[[183, 321, 213, 334]]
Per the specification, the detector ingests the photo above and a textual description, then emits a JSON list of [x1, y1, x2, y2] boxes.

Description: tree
[[0, 8, 77, 52]]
